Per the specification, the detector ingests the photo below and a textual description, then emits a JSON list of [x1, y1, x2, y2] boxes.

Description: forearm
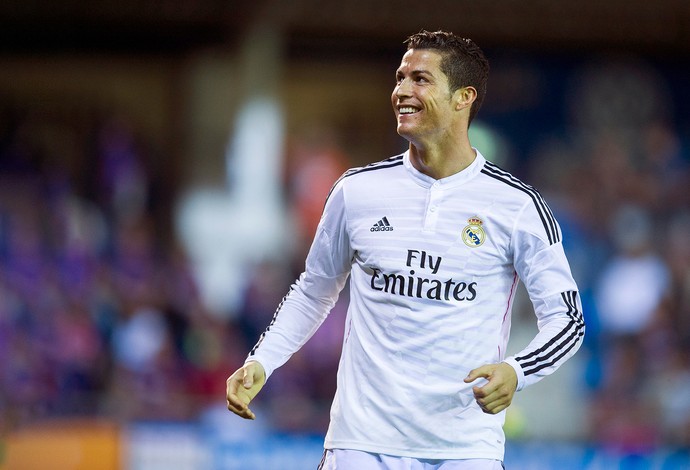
[[247, 271, 348, 379], [505, 290, 585, 390]]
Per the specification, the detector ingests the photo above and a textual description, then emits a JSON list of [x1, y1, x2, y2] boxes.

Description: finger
[[475, 394, 498, 414], [226, 390, 256, 419], [226, 400, 245, 416], [464, 368, 483, 383], [226, 389, 247, 412], [480, 395, 511, 414], [471, 377, 498, 400], [475, 389, 502, 408], [226, 385, 246, 405], [476, 375, 514, 400], [464, 365, 491, 383], [236, 405, 256, 420], [226, 375, 250, 410], [227, 400, 256, 419], [472, 377, 499, 398], [478, 400, 507, 415], [474, 384, 514, 414], [228, 378, 257, 406], [476, 400, 492, 414]]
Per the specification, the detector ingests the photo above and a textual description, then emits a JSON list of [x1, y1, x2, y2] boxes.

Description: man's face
[[392, 48, 457, 145]]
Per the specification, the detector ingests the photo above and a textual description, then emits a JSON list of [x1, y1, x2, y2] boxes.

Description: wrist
[[502, 357, 525, 391]]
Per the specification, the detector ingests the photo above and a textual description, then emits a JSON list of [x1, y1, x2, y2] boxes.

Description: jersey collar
[[403, 148, 486, 189]]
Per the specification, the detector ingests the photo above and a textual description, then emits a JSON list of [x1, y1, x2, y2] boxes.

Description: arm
[[466, 200, 585, 413], [503, 293, 584, 391], [226, 180, 352, 417], [505, 237, 585, 392]]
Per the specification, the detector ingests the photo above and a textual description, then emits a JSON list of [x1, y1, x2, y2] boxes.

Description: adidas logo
[[370, 216, 394, 232]]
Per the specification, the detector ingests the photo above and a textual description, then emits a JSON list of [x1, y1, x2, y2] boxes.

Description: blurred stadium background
[[1, 1, 690, 468]]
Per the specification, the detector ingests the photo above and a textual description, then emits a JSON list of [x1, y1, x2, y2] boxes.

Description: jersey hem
[[323, 439, 504, 461]]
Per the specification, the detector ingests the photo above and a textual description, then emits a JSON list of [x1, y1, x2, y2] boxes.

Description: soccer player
[[226, 30, 585, 469]]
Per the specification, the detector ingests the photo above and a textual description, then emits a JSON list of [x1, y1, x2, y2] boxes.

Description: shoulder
[[341, 154, 405, 183], [325, 154, 405, 202], [479, 160, 541, 202], [479, 160, 562, 245]]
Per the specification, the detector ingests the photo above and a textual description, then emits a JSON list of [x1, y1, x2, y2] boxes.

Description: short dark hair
[[404, 30, 489, 125]]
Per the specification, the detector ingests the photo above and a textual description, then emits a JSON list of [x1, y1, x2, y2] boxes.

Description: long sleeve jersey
[[247, 150, 585, 460]]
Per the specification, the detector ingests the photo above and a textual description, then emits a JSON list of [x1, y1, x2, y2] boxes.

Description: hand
[[464, 362, 517, 414], [226, 361, 266, 420]]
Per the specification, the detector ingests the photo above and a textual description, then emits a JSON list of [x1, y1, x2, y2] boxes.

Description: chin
[[396, 123, 413, 136]]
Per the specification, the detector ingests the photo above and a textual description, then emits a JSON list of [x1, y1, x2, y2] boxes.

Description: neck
[[408, 140, 476, 180]]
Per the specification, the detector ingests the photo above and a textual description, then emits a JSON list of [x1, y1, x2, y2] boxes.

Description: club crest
[[462, 216, 486, 247]]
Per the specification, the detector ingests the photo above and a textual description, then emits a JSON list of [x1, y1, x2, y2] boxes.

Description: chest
[[346, 179, 514, 278]]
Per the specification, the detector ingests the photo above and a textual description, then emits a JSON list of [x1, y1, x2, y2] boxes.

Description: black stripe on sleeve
[[481, 162, 561, 245], [248, 286, 294, 356], [515, 291, 585, 376]]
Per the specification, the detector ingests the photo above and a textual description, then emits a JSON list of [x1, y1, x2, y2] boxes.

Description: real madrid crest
[[462, 216, 486, 247]]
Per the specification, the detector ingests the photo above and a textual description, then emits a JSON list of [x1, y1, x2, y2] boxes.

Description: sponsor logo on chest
[[370, 249, 477, 303]]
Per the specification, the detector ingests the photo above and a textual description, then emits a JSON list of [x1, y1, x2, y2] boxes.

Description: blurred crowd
[[1, 52, 690, 456], [0, 109, 245, 429]]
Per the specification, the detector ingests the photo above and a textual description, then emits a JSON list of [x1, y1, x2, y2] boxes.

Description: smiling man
[[226, 30, 585, 470], [394, 35, 487, 180]]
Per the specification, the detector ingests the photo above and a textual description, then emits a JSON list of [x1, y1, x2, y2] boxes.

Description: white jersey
[[247, 150, 584, 460]]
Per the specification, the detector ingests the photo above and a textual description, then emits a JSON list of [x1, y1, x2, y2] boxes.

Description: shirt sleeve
[[504, 199, 585, 391], [245, 179, 353, 379]]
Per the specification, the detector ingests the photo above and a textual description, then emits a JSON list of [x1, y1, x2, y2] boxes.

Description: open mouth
[[398, 106, 420, 115]]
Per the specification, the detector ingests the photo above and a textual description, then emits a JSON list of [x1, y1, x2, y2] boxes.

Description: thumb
[[464, 365, 491, 383], [242, 366, 254, 389]]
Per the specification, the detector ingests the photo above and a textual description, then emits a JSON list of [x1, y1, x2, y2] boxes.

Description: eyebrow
[[396, 69, 433, 77]]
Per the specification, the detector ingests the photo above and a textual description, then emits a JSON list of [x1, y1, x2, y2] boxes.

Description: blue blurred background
[[1, 1, 689, 468]]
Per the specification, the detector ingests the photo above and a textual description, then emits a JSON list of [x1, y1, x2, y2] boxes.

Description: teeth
[[399, 107, 418, 115]]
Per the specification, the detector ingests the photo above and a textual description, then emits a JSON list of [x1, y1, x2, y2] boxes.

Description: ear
[[454, 86, 477, 111]]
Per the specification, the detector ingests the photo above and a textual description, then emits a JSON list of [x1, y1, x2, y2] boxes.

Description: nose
[[395, 78, 412, 98]]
